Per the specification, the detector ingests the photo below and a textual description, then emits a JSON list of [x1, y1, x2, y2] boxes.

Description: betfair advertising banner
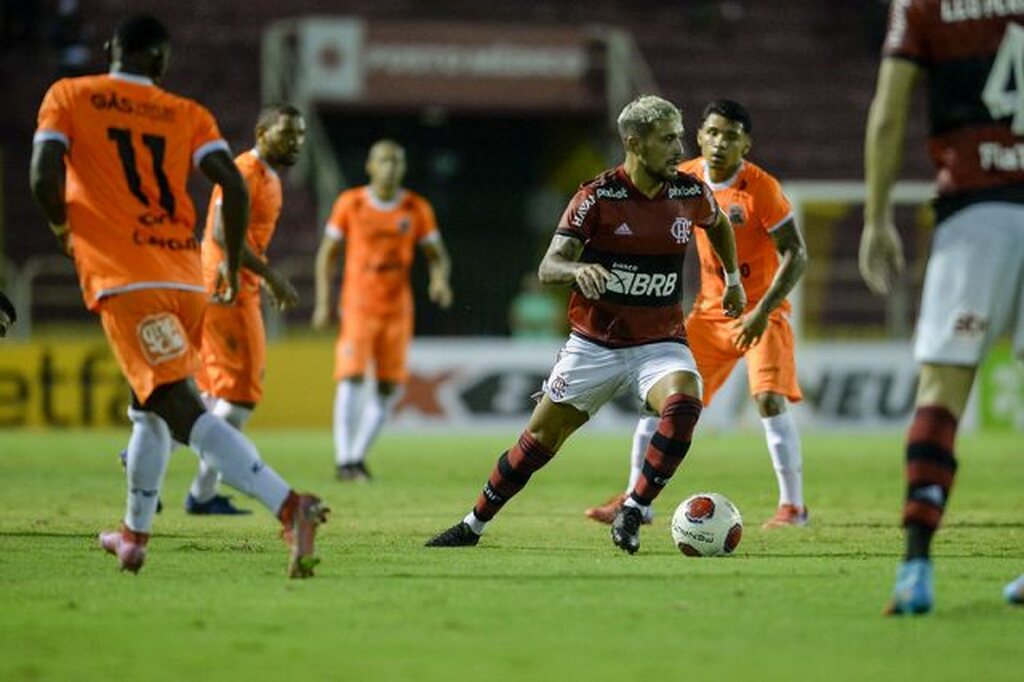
[[0, 338, 1015, 431]]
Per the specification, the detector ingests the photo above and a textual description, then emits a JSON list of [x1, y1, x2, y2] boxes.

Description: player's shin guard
[[188, 413, 290, 514], [903, 406, 958, 559], [472, 431, 554, 521], [630, 395, 702, 506], [124, 407, 172, 533]]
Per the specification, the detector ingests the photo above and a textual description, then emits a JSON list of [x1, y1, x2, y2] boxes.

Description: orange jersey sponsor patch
[[325, 187, 438, 317], [35, 73, 228, 309], [679, 158, 793, 314], [201, 150, 283, 300]]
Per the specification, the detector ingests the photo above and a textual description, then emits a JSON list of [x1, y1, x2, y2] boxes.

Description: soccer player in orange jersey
[[180, 104, 306, 514], [30, 14, 327, 577], [584, 99, 809, 530], [313, 140, 453, 482]]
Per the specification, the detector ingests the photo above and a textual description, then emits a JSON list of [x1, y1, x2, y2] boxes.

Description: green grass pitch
[[0, 428, 1021, 681]]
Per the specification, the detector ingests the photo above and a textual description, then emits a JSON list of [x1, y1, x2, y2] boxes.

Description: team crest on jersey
[[670, 217, 692, 244], [728, 204, 746, 226], [397, 217, 411, 234], [547, 374, 569, 400]]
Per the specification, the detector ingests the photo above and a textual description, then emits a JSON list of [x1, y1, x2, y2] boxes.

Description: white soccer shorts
[[541, 334, 702, 416], [914, 202, 1024, 365]]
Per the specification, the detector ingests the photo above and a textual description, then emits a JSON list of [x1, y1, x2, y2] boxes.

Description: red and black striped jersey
[[883, 0, 1024, 214], [555, 166, 719, 348]]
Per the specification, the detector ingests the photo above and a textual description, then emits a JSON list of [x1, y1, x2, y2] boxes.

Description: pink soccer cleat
[[98, 525, 148, 574], [761, 504, 809, 529], [280, 493, 329, 579]]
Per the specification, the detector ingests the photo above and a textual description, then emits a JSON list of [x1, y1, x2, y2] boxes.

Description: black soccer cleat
[[184, 493, 252, 515], [425, 521, 481, 547], [611, 505, 643, 554]]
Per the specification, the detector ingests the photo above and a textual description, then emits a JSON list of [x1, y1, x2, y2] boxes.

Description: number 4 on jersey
[[982, 23, 1024, 134]]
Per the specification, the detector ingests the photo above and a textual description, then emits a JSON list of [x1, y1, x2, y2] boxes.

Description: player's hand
[[212, 262, 241, 305], [50, 222, 73, 258], [311, 301, 331, 330], [722, 283, 746, 319], [732, 303, 768, 351], [859, 221, 905, 295], [574, 264, 612, 300], [264, 271, 299, 311], [429, 278, 453, 309]]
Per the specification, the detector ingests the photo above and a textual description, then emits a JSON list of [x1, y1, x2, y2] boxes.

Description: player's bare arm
[[421, 239, 453, 309], [210, 205, 298, 310], [200, 150, 250, 303], [734, 219, 808, 350], [312, 235, 342, 329], [538, 234, 610, 300], [29, 139, 72, 256], [703, 210, 746, 317], [861, 57, 920, 296]]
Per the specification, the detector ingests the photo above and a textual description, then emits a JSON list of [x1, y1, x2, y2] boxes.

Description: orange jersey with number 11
[[34, 72, 228, 310], [679, 158, 793, 315]]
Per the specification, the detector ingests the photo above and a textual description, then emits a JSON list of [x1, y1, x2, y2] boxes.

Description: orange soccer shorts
[[97, 288, 207, 404], [334, 310, 413, 384], [196, 294, 265, 404], [685, 309, 802, 406]]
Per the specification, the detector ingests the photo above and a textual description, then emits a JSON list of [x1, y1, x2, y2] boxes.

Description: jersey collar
[[248, 148, 279, 178], [366, 186, 406, 210], [108, 71, 155, 86], [702, 159, 744, 191]]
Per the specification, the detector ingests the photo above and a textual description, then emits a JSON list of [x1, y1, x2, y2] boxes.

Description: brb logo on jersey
[[670, 217, 692, 244], [605, 262, 679, 299]]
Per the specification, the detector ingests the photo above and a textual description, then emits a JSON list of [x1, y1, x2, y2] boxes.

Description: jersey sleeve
[[882, 0, 929, 63], [414, 196, 440, 243], [190, 103, 230, 168], [695, 182, 720, 229], [556, 186, 598, 241], [751, 172, 793, 233], [324, 193, 350, 241], [34, 79, 72, 148]]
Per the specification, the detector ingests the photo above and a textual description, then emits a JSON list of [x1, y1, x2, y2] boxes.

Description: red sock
[[903, 406, 958, 531], [473, 431, 554, 521], [630, 394, 702, 506]]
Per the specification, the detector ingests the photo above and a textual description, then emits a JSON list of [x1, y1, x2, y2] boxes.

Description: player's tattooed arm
[[538, 234, 610, 300], [761, 219, 807, 314]]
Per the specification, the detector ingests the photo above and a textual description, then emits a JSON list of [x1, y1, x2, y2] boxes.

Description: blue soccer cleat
[[884, 558, 934, 615], [184, 493, 252, 515], [1003, 575, 1024, 605]]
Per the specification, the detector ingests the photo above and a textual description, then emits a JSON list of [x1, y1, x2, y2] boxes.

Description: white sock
[[351, 390, 400, 462], [333, 380, 362, 466], [189, 399, 253, 503], [762, 411, 804, 508], [623, 496, 652, 517], [627, 416, 659, 492], [188, 412, 290, 514], [124, 407, 172, 533], [464, 511, 487, 535]]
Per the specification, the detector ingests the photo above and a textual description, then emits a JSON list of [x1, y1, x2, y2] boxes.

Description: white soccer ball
[[670, 492, 743, 557]]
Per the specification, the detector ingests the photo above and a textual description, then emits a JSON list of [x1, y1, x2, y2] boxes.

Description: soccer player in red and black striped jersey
[[862, 0, 1024, 614], [426, 94, 746, 553]]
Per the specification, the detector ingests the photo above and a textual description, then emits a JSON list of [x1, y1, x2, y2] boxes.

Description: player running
[[30, 13, 327, 577], [425, 94, 746, 553], [585, 99, 809, 530]]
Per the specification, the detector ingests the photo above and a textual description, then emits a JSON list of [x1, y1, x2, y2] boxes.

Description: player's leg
[[427, 335, 617, 547], [584, 416, 657, 524], [333, 313, 372, 478], [186, 397, 254, 515], [885, 203, 1021, 614], [188, 298, 261, 513], [149, 379, 329, 577], [348, 313, 411, 479], [746, 314, 807, 528], [613, 342, 704, 554]]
